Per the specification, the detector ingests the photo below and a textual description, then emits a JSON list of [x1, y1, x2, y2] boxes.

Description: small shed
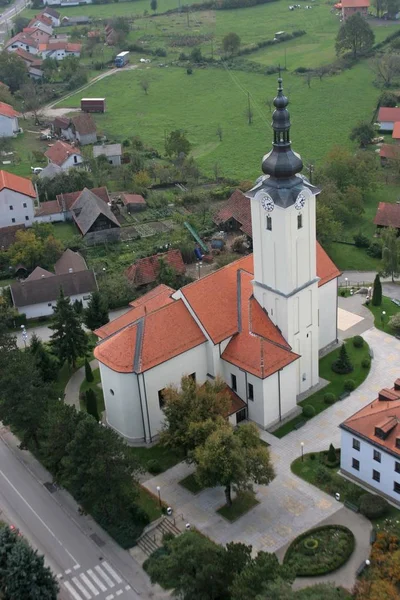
[[93, 143, 122, 166], [121, 193, 147, 213]]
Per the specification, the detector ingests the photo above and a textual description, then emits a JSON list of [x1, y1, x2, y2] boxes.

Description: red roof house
[[378, 107, 400, 132], [121, 193, 146, 212], [0, 170, 36, 197], [374, 202, 400, 230], [214, 189, 252, 237], [45, 140, 82, 170], [380, 144, 400, 163], [125, 249, 186, 287], [341, 0, 369, 19]]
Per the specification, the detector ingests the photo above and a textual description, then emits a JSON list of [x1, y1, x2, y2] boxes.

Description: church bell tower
[[246, 78, 320, 395]]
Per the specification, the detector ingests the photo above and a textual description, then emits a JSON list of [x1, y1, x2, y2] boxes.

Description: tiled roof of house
[[11, 270, 97, 307], [342, 0, 369, 6], [0, 101, 20, 119], [43, 8, 60, 17], [316, 241, 341, 286], [53, 116, 70, 130], [25, 266, 54, 281], [373, 201, 400, 228], [214, 189, 252, 237], [95, 284, 175, 339], [72, 113, 96, 136], [54, 248, 87, 275], [223, 386, 247, 416], [56, 186, 109, 211], [35, 200, 61, 216], [341, 382, 400, 457], [0, 224, 24, 250], [41, 41, 82, 52], [30, 14, 53, 26], [378, 107, 400, 122], [71, 188, 120, 236], [125, 249, 185, 286], [45, 140, 81, 166], [121, 193, 146, 206], [0, 170, 35, 197], [94, 299, 207, 373], [15, 47, 40, 64], [380, 144, 400, 160], [93, 144, 122, 159], [5, 32, 38, 49], [393, 123, 400, 139]]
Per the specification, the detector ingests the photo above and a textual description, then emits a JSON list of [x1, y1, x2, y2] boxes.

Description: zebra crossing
[[59, 561, 132, 600]]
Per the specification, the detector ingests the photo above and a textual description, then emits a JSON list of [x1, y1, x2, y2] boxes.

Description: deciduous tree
[[165, 129, 191, 158], [0, 51, 27, 92], [8, 228, 63, 271], [84, 291, 109, 331], [350, 121, 375, 147], [372, 53, 400, 88], [335, 13, 374, 58], [230, 551, 293, 600], [315, 202, 341, 247], [50, 288, 88, 367], [381, 227, 400, 282], [150, 0, 157, 11], [222, 32, 241, 56]]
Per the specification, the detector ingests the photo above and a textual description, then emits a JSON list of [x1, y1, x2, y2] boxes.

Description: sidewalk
[[64, 359, 98, 409]]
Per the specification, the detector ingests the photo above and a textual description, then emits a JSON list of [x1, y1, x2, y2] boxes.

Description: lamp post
[[197, 261, 202, 280], [21, 325, 28, 349], [156, 485, 161, 508], [381, 310, 386, 328], [345, 277, 348, 289], [301, 442, 304, 462]]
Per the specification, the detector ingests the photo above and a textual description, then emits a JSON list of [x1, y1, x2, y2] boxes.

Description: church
[[94, 79, 340, 444]]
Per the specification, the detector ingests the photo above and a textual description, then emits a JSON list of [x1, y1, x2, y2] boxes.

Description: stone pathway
[[143, 327, 400, 589], [64, 359, 98, 409]]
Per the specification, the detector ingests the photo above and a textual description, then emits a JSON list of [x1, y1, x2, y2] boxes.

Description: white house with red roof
[[6, 32, 39, 55], [45, 140, 83, 171], [93, 79, 341, 444], [0, 102, 20, 138], [377, 107, 400, 132], [0, 170, 37, 228]]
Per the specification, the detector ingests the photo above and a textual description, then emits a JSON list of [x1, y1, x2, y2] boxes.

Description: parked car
[[31, 167, 43, 174], [40, 133, 52, 141]]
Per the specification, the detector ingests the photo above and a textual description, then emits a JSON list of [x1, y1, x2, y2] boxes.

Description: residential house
[[373, 202, 400, 234], [340, 381, 400, 506], [56, 186, 110, 219], [104, 25, 118, 46], [379, 144, 400, 166], [377, 107, 400, 132], [214, 189, 253, 237], [29, 14, 54, 35], [121, 193, 146, 212], [52, 114, 97, 145], [93, 143, 122, 166], [54, 248, 87, 274], [28, 67, 44, 81], [0, 170, 36, 228], [34, 186, 111, 225], [44, 140, 83, 171], [0, 223, 25, 250], [40, 41, 82, 60], [52, 116, 72, 138], [393, 122, 400, 142], [14, 48, 43, 79], [125, 249, 185, 287], [70, 188, 120, 237], [34, 199, 66, 224], [6, 33, 39, 55], [61, 16, 91, 26], [42, 8, 61, 27], [341, 0, 369, 19], [10, 264, 97, 318], [0, 102, 20, 138], [22, 27, 51, 45]]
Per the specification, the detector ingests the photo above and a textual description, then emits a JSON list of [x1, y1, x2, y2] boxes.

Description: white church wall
[[318, 279, 338, 350], [100, 363, 145, 443]]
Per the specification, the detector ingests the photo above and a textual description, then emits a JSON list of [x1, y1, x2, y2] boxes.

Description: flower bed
[[284, 525, 355, 576]]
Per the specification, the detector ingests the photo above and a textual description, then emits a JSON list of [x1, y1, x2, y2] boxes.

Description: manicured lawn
[[79, 367, 105, 415], [366, 295, 400, 336], [273, 337, 371, 438], [137, 486, 162, 522], [179, 472, 205, 494], [326, 243, 381, 272], [127, 444, 184, 473], [52, 222, 78, 245], [217, 491, 259, 522], [0, 278, 14, 288]]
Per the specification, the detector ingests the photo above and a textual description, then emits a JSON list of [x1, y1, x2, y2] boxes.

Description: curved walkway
[[64, 359, 98, 409]]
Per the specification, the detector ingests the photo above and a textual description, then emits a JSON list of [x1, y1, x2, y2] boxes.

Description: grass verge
[[179, 473, 206, 494], [127, 444, 184, 474], [137, 486, 162, 522], [366, 295, 400, 336], [273, 337, 371, 438], [217, 491, 259, 522]]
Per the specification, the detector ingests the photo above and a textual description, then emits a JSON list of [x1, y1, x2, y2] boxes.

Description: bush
[[147, 459, 162, 474], [315, 466, 332, 484], [324, 393, 336, 405], [302, 405, 316, 418], [344, 379, 356, 392], [162, 532, 175, 544], [353, 335, 364, 348], [155, 47, 167, 56], [367, 241, 382, 258], [362, 357, 371, 369], [309, 453, 316, 460], [332, 344, 353, 374], [187, 67, 193, 74], [353, 232, 370, 248], [359, 493, 389, 519], [303, 537, 319, 555], [340, 290, 346, 297]]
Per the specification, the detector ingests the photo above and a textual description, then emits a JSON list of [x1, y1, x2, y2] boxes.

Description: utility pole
[[187, 7, 189, 27]]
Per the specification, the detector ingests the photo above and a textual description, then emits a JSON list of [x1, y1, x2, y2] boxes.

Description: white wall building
[[0, 102, 21, 138], [0, 170, 36, 228], [94, 78, 340, 444], [340, 385, 400, 506], [44, 140, 83, 171]]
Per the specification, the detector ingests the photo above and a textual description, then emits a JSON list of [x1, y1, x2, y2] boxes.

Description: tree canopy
[[165, 130, 191, 158], [8, 227, 64, 272], [83, 291, 109, 331], [335, 13, 374, 58], [222, 32, 241, 56], [381, 227, 400, 282], [50, 288, 88, 367], [0, 51, 27, 92]]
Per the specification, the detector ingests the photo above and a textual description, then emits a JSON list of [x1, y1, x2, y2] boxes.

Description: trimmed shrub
[[315, 466, 332, 484], [327, 443, 336, 463], [162, 532, 175, 544], [309, 453, 316, 460], [359, 493, 389, 519], [362, 357, 371, 369], [354, 232, 370, 248], [353, 335, 364, 348], [332, 344, 353, 374], [344, 379, 356, 392], [340, 290, 346, 297], [302, 405, 316, 418], [147, 459, 162, 475], [324, 393, 336, 405], [303, 537, 319, 555]]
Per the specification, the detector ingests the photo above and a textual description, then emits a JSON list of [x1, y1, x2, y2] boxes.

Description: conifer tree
[[29, 333, 58, 382], [85, 358, 94, 382], [327, 443, 336, 463], [85, 389, 99, 422], [83, 291, 109, 331], [332, 343, 353, 374], [372, 273, 382, 306], [50, 288, 88, 368]]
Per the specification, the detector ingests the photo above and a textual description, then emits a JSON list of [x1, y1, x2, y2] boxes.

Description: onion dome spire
[[262, 77, 303, 180]]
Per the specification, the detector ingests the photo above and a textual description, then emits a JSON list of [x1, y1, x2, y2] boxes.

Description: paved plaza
[[143, 326, 400, 561]]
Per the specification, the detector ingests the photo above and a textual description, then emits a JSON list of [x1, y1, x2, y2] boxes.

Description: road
[[0, 426, 157, 600], [0, 0, 29, 46]]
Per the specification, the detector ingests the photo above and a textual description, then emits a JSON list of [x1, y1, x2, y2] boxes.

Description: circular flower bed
[[284, 525, 355, 576]]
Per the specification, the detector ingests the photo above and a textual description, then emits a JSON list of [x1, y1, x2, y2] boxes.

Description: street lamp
[[301, 442, 304, 462], [381, 310, 386, 328], [365, 559, 371, 567], [21, 325, 28, 348], [197, 261, 202, 280], [156, 485, 161, 508], [345, 277, 348, 289]]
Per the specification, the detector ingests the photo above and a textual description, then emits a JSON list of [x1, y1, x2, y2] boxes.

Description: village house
[[52, 114, 97, 145], [38, 163, 63, 180], [33, 185, 111, 227], [120, 193, 146, 212], [341, 0, 369, 19], [40, 41, 82, 60], [0, 171, 36, 229], [29, 14, 53, 35], [93, 79, 341, 444], [93, 143, 122, 166], [22, 27, 51, 45], [0, 102, 21, 138], [6, 32, 39, 55], [41, 8, 61, 27], [379, 143, 400, 166], [214, 189, 253, 238], [377, 107, 400, 132], [44, 140, 83, 171], [69, 188, 120, 237], [125, 249, 186, 287], [340, 381, 400, 506], [373, 201, 400, 234]]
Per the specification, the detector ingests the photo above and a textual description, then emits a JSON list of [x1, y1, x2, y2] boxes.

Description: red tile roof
[[393, 123, 400, 139], [0, 102, 20, 119], [95, 284, 175, 339], [380, 144, 400, 160], [0, 170, 35, 197], [57, 187, 109, 211], [214, 189, 252, 237], [316, 241, 341, 286], [125, 249, 185, 286], [6, 32, 38, 49], [72, 113, 96, 135], [122, 193, 146, 206], [342, 0, 369, 6], [341, 383, 400, 457], [45, 140, 81, 166], [14, 47, 40, 64], [374, 202, 400, 228], [378, 107, 400, 123], [35, 200, 61, 216], [94, 299, 206, 373], [30, 14, 52, 26]]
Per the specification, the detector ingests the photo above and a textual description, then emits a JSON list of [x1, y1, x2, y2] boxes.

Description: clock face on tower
[[259, 192, 275, 213], [294, 191, 307, 211]]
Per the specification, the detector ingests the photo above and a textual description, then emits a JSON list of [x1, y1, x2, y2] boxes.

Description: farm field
[[58, 63, 381, 180]]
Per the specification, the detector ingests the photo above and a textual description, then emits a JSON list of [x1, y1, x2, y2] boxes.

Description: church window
[[297, 214, 303, 229], [158, 389, 165, 409], [231, 374, 237, 392], [266, 215, 272, 231], [110, 389, 115, 396], [248, 383, 254, 401]]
